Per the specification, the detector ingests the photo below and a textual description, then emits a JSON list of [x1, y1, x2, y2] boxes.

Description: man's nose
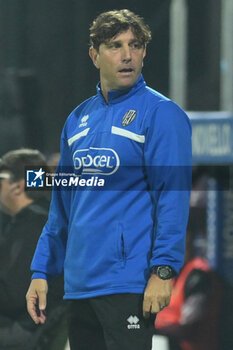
[[121, 45, 132, 62]]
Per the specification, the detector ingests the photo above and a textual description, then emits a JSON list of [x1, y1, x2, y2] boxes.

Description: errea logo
[[127, 315, 140, 329], [79, 115, 89, 128]]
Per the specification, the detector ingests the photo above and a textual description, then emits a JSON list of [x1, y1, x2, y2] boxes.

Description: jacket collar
[[96, 74, 146, 105]]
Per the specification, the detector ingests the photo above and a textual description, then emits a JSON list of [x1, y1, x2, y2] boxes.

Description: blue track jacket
[[31, 75, 192, 299]]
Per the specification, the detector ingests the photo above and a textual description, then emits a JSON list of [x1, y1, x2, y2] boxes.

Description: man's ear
[[142, 48, 146, 67], [89, 47, 100, 69], [11, 179, 25, 196], [143, 47, 147, 59]]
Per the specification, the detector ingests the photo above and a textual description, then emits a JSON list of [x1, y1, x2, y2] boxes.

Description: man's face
[[90, 29, 146, 96]]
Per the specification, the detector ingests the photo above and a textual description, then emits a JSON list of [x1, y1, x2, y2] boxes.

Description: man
[[0, 149, 66, 350], [26, 9, 192, 350]]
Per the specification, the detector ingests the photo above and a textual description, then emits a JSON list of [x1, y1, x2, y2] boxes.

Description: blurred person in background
[[47, 152, 60, 173], [0, 149, 66, 350], [155, 229, 222, 350], [26, 9, 192, 350], [0, 195, 11, 235]]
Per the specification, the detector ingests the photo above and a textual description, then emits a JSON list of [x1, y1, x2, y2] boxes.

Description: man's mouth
[[118, 68, 134, 73]]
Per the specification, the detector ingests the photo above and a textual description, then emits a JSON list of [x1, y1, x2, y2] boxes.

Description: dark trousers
[[68, 294, 156, 350]]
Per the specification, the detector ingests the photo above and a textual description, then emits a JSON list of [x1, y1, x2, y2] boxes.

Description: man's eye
[[131, 43, 142, 49], [112, 43, 121, 49], [108, 43, 121, 49]]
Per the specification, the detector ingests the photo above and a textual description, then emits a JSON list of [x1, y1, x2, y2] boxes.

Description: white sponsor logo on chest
[[73, 147, 120, 175]]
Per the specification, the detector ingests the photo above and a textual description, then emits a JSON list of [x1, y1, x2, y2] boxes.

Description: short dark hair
[[0, 148, 49, 201], [90, 9, 152, 51]]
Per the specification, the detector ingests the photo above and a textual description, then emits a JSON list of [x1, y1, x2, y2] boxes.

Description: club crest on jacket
[[122, 110, 137, 127]]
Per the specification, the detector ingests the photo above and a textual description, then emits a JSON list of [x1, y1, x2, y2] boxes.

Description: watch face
[[157, 266, 172, 279]]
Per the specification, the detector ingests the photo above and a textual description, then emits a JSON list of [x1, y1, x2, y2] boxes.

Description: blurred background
[[0, 1, 233, 349], [1, 0, 231, 153]]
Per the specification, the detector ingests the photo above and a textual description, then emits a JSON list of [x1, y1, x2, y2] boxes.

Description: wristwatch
[[151, 265, 175, 280]]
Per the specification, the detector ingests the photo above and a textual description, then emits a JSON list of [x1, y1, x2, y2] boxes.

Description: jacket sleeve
[[144, 100, 192, 274], [31, 130, 73, 278]]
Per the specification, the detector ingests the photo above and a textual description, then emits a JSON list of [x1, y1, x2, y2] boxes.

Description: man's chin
[[116, 77, 138, 90]]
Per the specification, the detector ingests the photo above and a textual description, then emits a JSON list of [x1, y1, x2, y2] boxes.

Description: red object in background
[[155, 257, 222, 350]]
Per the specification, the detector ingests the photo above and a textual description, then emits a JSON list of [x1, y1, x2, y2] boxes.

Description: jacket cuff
[[31, 272, 49, 280]]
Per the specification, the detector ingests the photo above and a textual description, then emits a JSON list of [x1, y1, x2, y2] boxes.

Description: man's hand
[[143, 274, 172, 318], [26, 279, 48, 324]]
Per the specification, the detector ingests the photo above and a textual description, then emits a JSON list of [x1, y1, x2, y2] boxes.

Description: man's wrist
[[151, 265, 176, 280]]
